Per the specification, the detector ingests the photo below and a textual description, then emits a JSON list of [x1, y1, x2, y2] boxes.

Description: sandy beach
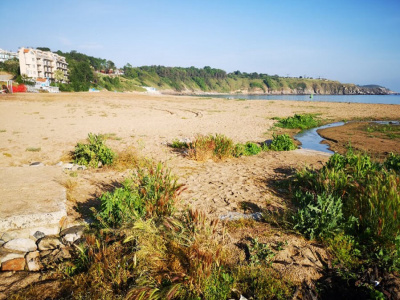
[[1, 92, 400, 220], [1, 92, 400, 296]]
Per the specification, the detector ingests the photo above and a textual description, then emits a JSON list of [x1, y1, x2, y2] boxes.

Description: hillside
[[122, 65, 394, 95], [1, 49, 395, 94]]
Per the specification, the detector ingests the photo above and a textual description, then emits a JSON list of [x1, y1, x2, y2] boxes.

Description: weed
[[3, 152, 11, 157], [73, 133, 115, 167], [292, 191, 344, 240], [248, 238, 275, 266], [171, 138, 189, 149], [292, 151, 400, 271], [112, 147, 142, 171], [384, 152, 400, 172], [274, 114, 320, 130], [188, 134, 234, 161], [233, 265, 293, 299], [234, 142, 261, 157], [96, 163, 184, 227], [0, 129, 6, 133], [269, 134, 297, 151], [26, 147, 41, 152]]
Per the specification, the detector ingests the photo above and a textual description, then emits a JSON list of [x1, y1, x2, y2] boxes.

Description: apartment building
[[0, 48, 18, 63], [18, 47, 68, 81]]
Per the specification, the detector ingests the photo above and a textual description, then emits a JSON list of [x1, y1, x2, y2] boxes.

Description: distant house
[[114, 69, 124, 75], [0, 48, 18, 63], [18, 47, 68, 81]]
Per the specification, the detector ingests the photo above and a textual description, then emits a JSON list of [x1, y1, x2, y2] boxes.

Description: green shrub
[[269, 134, 297, 151], [243, 142, 262, 156], [73, 133, 115, 167], [292, 191, 344, 240], [274, 114, 320, 130], [384, 152, 400, 172], [97, 163, 183, 227], [292, 151, 400, 270], [170, 139, 189, 149], [234, 142, 261, 157]]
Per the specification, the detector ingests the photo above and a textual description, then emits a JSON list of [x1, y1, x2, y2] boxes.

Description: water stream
[[294, 122, 345, 154], [295, 121, 400, 154]]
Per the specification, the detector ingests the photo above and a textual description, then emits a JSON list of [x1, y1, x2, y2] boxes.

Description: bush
[[274, 114, 320, 130], [292, 151, 400, 270], [269, 134, 297, 151], [73, 133, 115, 167], [233, 142, 261, 157], [170, 139, 189, 149], [384, 152, 400, 172], [292, 191, 344, 240], [188, 134, 235, 161], [97, 163, 184, 227]]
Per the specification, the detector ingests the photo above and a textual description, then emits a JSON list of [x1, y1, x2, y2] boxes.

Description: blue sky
[[1, 0, 399, 91]]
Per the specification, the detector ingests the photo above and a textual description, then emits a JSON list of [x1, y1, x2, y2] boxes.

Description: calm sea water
[[203, 94, 400, 105]]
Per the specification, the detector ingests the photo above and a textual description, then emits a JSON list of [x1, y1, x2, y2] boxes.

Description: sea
[[201, 94, 400, 105]]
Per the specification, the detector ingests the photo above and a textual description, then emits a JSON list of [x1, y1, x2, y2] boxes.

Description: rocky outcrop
[[162, 83, 395, 96]]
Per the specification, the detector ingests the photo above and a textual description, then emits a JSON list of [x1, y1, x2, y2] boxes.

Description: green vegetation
[[25, 147, 41, 152], [273, 114, 320, 130], [291, 150, 400, 277], [268, 134, 297, 151], [365, 123, 400, 139], [171, 133, 297, 161], [73, 133, 115, 167], [12, 161, 293, 299], [234, 142, 262, 157], [188, 134, 235, 161]]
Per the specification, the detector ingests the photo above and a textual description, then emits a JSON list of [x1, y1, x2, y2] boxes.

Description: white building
[[18, 47, 68, 81], [0, 48, 18, 63]]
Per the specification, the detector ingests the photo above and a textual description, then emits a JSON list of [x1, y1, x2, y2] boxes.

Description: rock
[[25, 251, 43, 271], [55, 161, 63, 167], [0, 249, 25, 264], [30, 162, 44, 167], [37, 236, 61, 251], [60, 225, 85, 244], [3, 238, 37, 252], [39, 250, 53, 258], [1, 257, 26, 271], [0, 232, 14, 242], [33, 231, 46, 240]]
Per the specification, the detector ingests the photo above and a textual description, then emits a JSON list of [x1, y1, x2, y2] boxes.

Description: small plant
[[269, 134, 297, 151], [248, 238, 276, 266], [97, 163, 184, 227], [73, 133, 115, 167], [292, 191, 344, 240], [188, 134, 234, 161], [274, 114, 320, 130], [384, 152, 400, 172], [26, 147, 41, 152], [170, 139, 189, 149], [233, 142, 261, 157]]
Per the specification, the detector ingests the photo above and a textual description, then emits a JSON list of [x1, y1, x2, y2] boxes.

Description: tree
[[69, 61, 94, 91], [37, 47, 51, 52], [54, 69, 65, 86]]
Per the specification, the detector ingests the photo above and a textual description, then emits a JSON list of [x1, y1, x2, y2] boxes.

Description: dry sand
[[1, 92, 400, 293], [1, 92, 399, 220]]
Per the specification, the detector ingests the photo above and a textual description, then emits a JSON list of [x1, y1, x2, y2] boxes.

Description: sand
[[1, 92, 399, 221], [1, 92, 400, 294]]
